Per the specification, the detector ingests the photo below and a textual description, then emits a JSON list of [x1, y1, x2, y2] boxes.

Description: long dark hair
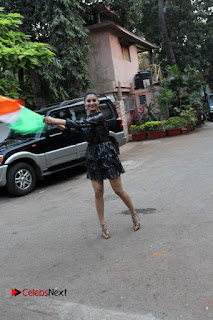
[[84, 90, 98, 101]]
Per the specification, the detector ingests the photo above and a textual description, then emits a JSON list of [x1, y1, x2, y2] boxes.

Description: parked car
[[0, 95, 126, 196], [207, 93, 213, 121]]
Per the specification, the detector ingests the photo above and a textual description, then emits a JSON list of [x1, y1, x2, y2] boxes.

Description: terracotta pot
[[181, 128, 188, 135], [132, 132, 147, 141], [166, 128, 181, 136], [187, 125, 192, 132], [149, 130, 164, 139]]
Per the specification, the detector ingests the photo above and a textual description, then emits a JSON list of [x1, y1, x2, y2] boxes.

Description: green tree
[[1, 0, 91, 104], [97, 0, 212, 74], [163, 65, 204, 112], [45, 0, 91, 102], [158, 0, 176, 66], [0, 8, 54, 106]]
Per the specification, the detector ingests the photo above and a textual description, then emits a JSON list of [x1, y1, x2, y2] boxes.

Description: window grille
[[139, 95, 147, 105]]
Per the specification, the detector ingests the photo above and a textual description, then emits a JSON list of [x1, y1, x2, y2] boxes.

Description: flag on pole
[[0, 95, 46, 135]]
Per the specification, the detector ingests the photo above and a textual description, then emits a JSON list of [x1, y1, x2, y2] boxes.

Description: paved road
[[0, 122, 213, 320]]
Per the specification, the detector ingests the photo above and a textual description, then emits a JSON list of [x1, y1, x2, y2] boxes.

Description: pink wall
[[88, 29, 140, 93], [109, 34, 139, 89], [132, 88, 159, 108]]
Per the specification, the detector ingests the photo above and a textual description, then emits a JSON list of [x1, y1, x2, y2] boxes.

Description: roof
[[92, 2, 124, 26], [87, 21, 159, 52]]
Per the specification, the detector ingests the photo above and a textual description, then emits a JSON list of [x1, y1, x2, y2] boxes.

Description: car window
[[68, 106, 87, 121], [51, 109, 67, 119], [43, 109, 67, 135], [99, 103, 113, 120]]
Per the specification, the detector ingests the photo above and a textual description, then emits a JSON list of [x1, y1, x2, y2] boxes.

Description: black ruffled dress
[[65, 112, 125, 181]]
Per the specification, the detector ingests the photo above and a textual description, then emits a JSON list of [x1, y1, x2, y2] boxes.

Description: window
[[124, 97, 135, 113], [51, 109, 67, 119], [99, 103, 113, 120], [68, 106, 87, 121], [121, 44, 131, 62], [46, 109, 67, 134], [139, 95, 147, 105]]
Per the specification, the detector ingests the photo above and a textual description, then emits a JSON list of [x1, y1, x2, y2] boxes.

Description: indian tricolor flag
[[0, 95, 46, 135]]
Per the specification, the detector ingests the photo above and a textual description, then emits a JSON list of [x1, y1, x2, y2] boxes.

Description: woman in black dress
[[44, 91, 140, 238]]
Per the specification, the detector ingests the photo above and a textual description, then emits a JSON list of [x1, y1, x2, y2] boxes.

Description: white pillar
[[115, 82, 129, 141]]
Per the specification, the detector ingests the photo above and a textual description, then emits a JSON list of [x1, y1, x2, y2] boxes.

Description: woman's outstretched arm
[[44, 112, 105, 129], [44, 117, 66, 127]]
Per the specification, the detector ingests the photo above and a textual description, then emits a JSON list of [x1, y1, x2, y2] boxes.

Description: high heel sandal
[[101, 222, 110, 239], [132, 212, 141, 231]]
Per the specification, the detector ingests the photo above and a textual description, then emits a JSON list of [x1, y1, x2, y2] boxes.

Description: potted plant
[[153, 87, 176, 120], [144, 121, 165, 139], [129, 124, 147, 141], [181, 118, 188, 134], [165, 116, 183, 136], [180, 109, 197, 132]]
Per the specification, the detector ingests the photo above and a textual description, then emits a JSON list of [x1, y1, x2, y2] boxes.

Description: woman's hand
[[44, 116, 56, 126], [44, 116, 66, 127]]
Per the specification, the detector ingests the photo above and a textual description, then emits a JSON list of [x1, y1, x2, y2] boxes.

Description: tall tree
[[158, 0, 176, 66], [40, 0, 91, 102], [1, 0, 91, 104], [97, 0, 212, 74]]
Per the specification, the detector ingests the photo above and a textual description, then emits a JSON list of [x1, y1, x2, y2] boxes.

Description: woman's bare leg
[[109, 176, 136, 216], [91, 180, 110, 238], [91, 180, 104, 224], [109, 176, 140, 230]]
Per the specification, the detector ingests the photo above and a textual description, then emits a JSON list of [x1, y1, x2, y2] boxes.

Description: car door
[[67, 105, 88, 158], [42, 108, 84, 169], [99, 101, 116, 131]]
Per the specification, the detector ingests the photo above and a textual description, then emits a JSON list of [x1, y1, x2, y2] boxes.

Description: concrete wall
[[109, 34, 139, 89], [133, 88, 159, 108], [87, 29, 140, 94], [88, 31, 116, 94]]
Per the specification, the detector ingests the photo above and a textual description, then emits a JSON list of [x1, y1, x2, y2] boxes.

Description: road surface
[[0, 122, 213, 320]]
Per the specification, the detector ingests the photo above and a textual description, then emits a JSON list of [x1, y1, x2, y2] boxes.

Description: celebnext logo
[[11, 288, 67, 297]]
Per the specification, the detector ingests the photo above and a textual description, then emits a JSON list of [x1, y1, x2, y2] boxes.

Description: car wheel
[[6, 162, 36, 196]]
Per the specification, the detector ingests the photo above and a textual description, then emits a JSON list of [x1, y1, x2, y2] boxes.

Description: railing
[[149, 64, 163, 84]]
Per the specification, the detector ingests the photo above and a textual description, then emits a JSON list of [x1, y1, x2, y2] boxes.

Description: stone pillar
[[115, 82, 129, 141]]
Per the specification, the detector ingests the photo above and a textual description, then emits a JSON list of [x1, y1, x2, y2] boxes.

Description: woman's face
[[84, 94, 99, 114]]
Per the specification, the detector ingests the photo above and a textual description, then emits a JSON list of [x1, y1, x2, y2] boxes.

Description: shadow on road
[[0, 165, 87, 201], [36, 165, 87, 189]]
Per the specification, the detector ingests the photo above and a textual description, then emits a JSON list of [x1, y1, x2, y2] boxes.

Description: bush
[[180, 109, 197, 126], [144, 121, 164, 132], [129, 124, 146, 134], [165, 116, 183, 129]]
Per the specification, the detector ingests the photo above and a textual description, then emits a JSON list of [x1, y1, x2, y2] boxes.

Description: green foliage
[[163, 65, 204, 111], [0, 8, 54, 106], [153, 87, 176, 119], [165, 116, 183, 129], [0, 73, 20, 99], [40, 0, 91, 102], [0, 8, 54, 71], [2, 1, 92, 103], [180, 108, 197, 126], [101, 0, 212, 75], [129, 124, 146, 134], [144, 121, 164, 132], [146, 102, 159, 121]]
